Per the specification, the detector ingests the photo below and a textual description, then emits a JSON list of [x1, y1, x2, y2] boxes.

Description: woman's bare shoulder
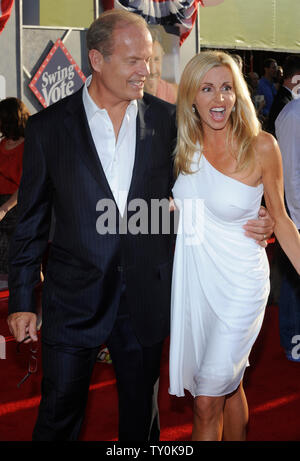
[[255, 130, 278, 151], [253, 130, 280, 165]]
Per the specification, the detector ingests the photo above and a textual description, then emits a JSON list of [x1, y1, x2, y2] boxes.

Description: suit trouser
[[278, 243, 300, 352], [32, 288, 164, 441]]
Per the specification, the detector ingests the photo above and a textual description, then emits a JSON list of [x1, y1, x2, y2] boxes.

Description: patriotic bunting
[[103, 1, 224, 44], [0, 0, 14, 34]]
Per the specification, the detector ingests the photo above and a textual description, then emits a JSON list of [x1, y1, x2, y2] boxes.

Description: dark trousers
[[279, 249, 300, 351], [32, 288, 163, 441], [0, 194, 18, 273]]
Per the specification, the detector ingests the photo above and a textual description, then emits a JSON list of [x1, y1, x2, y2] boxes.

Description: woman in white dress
[[169, 51, 300, 441]]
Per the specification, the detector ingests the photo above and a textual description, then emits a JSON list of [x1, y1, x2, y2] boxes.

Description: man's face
[[144, 40, 164, 95], [249, 72, 259, 88], [267, 61, 278, 79], [91, 24, 153, 104]]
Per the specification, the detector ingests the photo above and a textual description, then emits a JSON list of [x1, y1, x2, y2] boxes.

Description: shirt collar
[[82, 75, 138, 122]]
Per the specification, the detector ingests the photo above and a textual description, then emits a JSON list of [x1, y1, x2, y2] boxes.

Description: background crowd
[[1, 14, 300, 441], [1, 49, 300, 358]]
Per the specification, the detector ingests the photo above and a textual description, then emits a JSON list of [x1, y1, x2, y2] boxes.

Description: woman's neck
[[202, 129, 229, 155]]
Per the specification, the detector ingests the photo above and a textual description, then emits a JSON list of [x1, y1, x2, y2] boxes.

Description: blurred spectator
[[247, 71, 259, 95], [275, 98, 300, 362], [274, 65, 284, 91], [246, 71, 265, 122], [267, 55, 300, 136], [0, 97, 29, 274], [231, 54, 243, 73], [265, 56, 300, 310], [144, 28, 177, 104], [257, 58, 278, 118]]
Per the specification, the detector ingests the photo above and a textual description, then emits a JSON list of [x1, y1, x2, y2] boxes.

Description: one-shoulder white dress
[[169, 151, 270, 397]]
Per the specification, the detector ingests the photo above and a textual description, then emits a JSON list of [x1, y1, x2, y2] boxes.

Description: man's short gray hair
[[86, 9, 149, 60]]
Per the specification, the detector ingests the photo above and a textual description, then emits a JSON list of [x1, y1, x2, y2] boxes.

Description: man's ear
[[88, 49, 104, 73]]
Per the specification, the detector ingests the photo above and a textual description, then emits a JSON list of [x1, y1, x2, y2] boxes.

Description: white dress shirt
[[82, 75, 137, 216], [275, 98, 300, 229]]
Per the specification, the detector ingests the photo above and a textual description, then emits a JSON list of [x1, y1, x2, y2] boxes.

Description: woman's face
[[193, 65, 236, 133]]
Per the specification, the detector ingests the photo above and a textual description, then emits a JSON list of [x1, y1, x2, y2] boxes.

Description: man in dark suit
[[7, 9, 176, 441], [7, 10, 274, 441], [267, 54, 300, 136]]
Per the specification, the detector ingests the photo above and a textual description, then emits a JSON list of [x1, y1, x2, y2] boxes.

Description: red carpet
[[0, 294, 299, 441]]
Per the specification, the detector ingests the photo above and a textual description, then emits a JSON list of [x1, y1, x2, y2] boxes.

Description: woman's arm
[[0, 190, 18, 221], [260, 131, 300, 274]]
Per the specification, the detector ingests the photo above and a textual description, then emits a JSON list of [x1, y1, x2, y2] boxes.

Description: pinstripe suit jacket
[[8, 88, 177, 347]]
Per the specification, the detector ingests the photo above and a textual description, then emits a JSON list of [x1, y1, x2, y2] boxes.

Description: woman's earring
[[192, 105, 196, 113], [232, 105, 236, 113]]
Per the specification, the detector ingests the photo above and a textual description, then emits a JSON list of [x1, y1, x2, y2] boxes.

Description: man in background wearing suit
[[266, 55, 300, 308], [7, 9, 274, 441], [275, 97, 300, 362], [267, 54, 300, 136]]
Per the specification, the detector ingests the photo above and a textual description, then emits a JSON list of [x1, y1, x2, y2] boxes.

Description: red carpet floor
[[0, 294, 299, 442]]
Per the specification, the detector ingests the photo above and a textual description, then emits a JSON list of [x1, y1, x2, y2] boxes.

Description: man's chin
[[129, 88, 144, 100]]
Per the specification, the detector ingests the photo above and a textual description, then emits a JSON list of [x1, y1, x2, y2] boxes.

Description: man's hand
[[7, 312, 38, 343], [169, 196, 176, 212], [243, 206, 275, 248]]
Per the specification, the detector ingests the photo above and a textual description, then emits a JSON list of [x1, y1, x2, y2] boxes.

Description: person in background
[[245, 71, 265, 122], [266, 55, 300, 308], [275, 97, 300, 363], [267, 55, 300, 136], [257, 58, 278, 120], [246, 71, 259, 96], [231, 54, 243, 73], [144, 28, 178, 104], [0, 97, 29, 275], [274, 65, 283, 91]]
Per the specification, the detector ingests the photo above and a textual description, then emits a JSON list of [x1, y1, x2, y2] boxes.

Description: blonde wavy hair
[[174, 50, 261, 176]]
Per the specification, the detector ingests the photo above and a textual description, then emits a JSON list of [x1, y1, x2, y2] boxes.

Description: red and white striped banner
[[0, 0, 14, 34], [102, 1, 224, 44]]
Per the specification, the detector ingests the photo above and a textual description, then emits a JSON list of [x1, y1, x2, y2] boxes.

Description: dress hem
[[168, 380, 241, 399]]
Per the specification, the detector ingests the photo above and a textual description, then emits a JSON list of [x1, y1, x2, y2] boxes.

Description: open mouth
[[209, 107, 226, 121], [129, 80, 145, 89]]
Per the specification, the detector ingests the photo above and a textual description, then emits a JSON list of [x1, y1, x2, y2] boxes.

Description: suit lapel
[[282, 86, 293, 101], [63, 89, 114, 200], [127, 97, 153, 203]]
